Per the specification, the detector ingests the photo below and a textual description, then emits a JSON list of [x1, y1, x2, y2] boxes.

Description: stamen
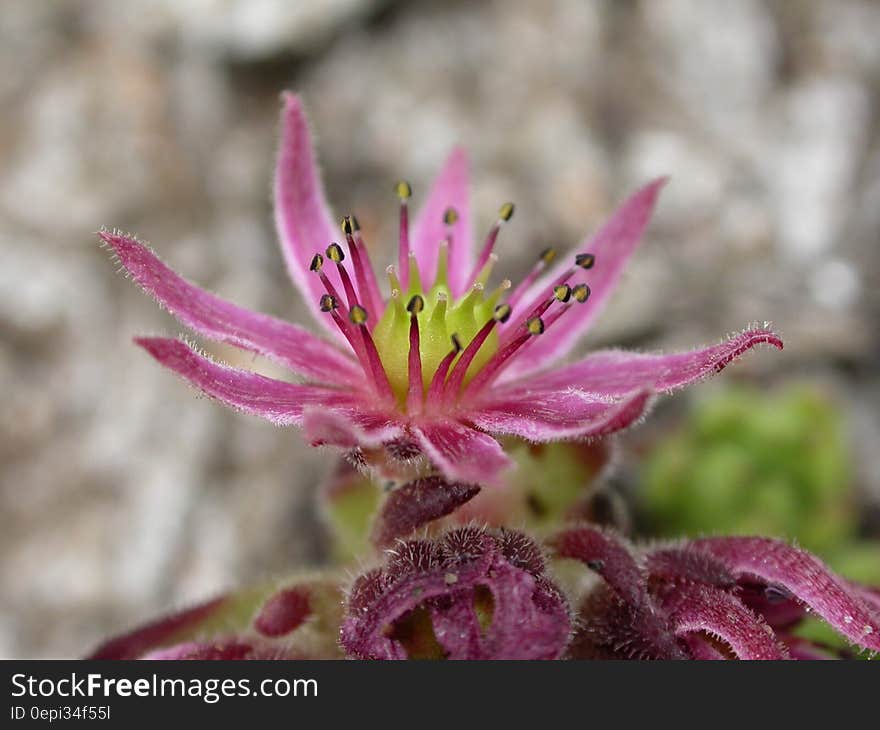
[[329, 309, 365, 357], [494, 303, 512, 323], [502, 267, 574, 342], [443, 305, 511, 401], [426, 335, 463, 405], [309, 253, 323, 272], [468, 202, 515, 288], [554, 284, 572, 303], [349, 305, 369, 326], [572, 283, 591, 303], [575, 253, 596, 269], [507, 246, 557, 309], [542, 302, 572, 329], [319, 294, 337, 312], [526, 316, 545, 335], [342, 216, 383, 319], [396, 181, 412, 289], [348, 305, 395, 402], [326, 243, 345, 263], [313, 264, 367, 362], [443, 207, 459, 226], [406, 304, 423, 413], [502, 295, 555, 344], [493, 302, 573, 380], [327, 243, 358, 310], [464, 318, 545, 397]]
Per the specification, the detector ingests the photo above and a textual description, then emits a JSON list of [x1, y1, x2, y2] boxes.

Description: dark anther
[[349, 304, 369, 325], [553, 284, 572, 303], [526, 317, 545, 335], [326, 243, 345, 263], [539, 247, 557, 265], [575, 253, 596, 269], [572, 283, 591, 303], [493, 303, 512, 323]]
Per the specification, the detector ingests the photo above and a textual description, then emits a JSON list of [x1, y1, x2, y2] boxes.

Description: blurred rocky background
[[1, 0, 879, 657]]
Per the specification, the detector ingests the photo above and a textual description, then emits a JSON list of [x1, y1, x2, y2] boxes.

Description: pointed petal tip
[[96, 229, 152, 265], [712, 326, 784, 373], [280, 91, 304, 113], [448, 145, 469, 166], [96, 228, 131, 249], [634, 175, 669, 208], [649, 174, 671, 189], [133, 335, 181, 362]]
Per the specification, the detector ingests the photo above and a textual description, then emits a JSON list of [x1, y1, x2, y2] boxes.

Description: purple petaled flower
[[340, 527, 571, 659], [101, 92, 781, 485], [551, 526, 880, 660]]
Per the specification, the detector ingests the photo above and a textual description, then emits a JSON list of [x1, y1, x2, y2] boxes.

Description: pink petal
[[342, 541, 493, 660], [497, 327, 783, 396], [143, 639, 297, 660], [136, 337, 347, 426], [644, 546, 737, 589], [341, 529, 569, 660], [86, 597, 225, 660], [410, 148, 472, 296], [100, 231, 360, 385], [781, 636, 841, 660], [466, 561, 571, 660], [372, 476, 481, 548], [412, 420, 512, 485], [568, 584, 687, 660], [500, 178, 667, 378], [551, 526, 646, 606], [274, 93, 351, 339], [692, 537, 880, 652], [661, 582, 788, 660], [682, 634, 728, 660], [470, 388, 653, 441], [302, 405, 404, 449], [143, 640, 255, 660]]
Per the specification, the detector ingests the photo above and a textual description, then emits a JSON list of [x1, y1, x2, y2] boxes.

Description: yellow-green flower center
[[372, 249, 506, 407]]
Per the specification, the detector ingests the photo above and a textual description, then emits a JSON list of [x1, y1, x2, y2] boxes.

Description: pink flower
[[101, 92, 782, 485], [552, 526, 880, 659], [340, 527, 571, 660]]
